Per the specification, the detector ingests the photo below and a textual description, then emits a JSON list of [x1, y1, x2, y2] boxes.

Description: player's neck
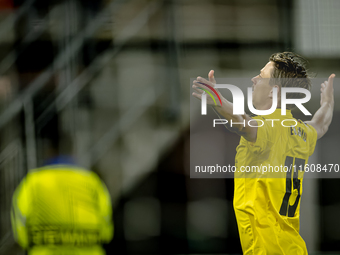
[[255, 100, 280, 111]]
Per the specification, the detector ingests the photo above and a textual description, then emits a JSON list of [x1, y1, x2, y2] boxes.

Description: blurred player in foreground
[[192, 52, 335, 254], [11, 138, 113, 255]]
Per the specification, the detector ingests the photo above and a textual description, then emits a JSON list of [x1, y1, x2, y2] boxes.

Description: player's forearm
[[213, 97, 256, 142], [213, 97, 244, 127], [311, 102, 334, 138]]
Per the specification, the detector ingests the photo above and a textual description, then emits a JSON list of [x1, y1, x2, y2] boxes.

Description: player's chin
[[252, 97, 257, 106]]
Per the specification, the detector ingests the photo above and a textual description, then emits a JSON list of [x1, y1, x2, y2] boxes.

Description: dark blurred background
[[0, 0, 339, 254]]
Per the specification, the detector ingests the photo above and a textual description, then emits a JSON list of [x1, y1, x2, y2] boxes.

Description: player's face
[[251, 61, 276, 110]]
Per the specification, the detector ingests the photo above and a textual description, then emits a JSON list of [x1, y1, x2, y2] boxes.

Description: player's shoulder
[[27, 165, 96, 182], [297, 119, 317, 132], [297, 119, 308, 126]]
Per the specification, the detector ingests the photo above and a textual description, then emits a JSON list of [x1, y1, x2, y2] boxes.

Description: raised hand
[[192, 70, 222, 107], [208, 69, 216, 84], [306, 73, 336, 139], [320, 74, 335, 107]]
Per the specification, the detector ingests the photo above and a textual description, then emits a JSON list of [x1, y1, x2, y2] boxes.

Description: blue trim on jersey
[[43, 155, 76, 166]]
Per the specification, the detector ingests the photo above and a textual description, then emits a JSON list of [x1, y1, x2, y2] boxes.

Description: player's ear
[[269, 85, 280, 99]]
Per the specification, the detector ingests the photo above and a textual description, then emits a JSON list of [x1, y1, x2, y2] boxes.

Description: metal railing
[[0, 1, 181, 253], [0, 139, 25, 254], [0, 0, 126, 129]]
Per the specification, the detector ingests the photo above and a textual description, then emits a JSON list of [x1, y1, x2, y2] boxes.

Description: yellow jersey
[[234, 109, 317, 255], [11, 164, 113, 255]]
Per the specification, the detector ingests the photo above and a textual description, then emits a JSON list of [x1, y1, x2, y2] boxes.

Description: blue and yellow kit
[[11, 164, 113, 255], [234, 109, 317, 255]]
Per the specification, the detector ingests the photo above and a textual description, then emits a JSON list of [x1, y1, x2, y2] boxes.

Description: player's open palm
[[320, 74, 335, 107], [192, 70, 223, 107]]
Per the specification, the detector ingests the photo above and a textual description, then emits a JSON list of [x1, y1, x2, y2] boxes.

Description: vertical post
[[277, 0, 293, 50], [164, 0, 181, 121], [24, 99, 37, 170], [58, 0, 81, 163]]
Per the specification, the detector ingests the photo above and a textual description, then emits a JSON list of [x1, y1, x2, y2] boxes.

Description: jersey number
[[279, 156, 305, 217]]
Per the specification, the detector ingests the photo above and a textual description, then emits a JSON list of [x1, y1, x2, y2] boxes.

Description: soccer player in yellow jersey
[[11, 146, 113, 255], [192, 52, 335, 254]]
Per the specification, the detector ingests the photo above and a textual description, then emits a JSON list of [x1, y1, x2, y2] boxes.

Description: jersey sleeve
[[246, 118, 272, 155], [305, 122, 318, 156], [11, 177, 31, 249]]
